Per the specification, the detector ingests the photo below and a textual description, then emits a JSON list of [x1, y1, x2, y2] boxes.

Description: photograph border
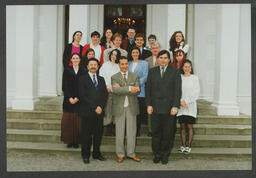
[[0, 0, 255, 178]]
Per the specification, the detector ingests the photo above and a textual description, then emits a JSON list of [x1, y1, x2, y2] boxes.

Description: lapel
[[86, 73, 96, 89], [117, 72, 127, 86], [149, 56, 153, 67], [162, 65, 172, 81], [134, 61, 141, 74]]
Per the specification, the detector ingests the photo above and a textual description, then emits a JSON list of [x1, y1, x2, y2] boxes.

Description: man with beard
[[79, 58, 108, 164]]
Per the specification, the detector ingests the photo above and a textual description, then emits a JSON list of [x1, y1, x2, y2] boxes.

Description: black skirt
[[178, 115, 196, 124]]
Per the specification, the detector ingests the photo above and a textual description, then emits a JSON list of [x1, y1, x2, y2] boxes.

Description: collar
[[159, 65, 168, 71]]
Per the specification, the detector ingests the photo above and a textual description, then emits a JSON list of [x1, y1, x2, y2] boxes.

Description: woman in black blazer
[[63, 31, 84, 68], [61, 53, 87, 148]]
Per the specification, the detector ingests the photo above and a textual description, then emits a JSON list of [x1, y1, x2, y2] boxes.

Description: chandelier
[[113, 17, 136, 25]]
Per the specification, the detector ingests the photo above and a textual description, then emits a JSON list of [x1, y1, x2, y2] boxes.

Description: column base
[[12, 96, 39, 110], [212, 101, 240, 116]]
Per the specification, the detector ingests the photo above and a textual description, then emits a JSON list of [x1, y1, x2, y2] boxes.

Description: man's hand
[[73, 97, 79, 104], [95, 106, 103, 115], [147, 106, 153, 115], [170, 107, 178, 115], [106, 86, 112, 92], [113, 83, 120, 88], [130, 86, 140, 93]]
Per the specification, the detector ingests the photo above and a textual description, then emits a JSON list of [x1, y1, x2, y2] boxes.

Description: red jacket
[[81, 44, 105, 66]]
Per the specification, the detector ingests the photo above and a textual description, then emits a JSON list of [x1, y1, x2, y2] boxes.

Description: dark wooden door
[[104, 5, 146, 39]]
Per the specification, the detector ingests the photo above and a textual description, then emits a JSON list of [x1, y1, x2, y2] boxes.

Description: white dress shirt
[[120, 71, 129, 107], [88, 71, 98, 84]]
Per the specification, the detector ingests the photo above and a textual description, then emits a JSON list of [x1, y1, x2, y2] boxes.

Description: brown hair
[[169, 31, 185, 52]]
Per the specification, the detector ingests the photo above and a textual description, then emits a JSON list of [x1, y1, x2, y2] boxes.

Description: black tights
[[180, 123, 193, 147]]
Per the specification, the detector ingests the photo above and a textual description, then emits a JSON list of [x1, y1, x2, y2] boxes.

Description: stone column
[[213, 4, 240, 116], [69, 5, 90, 45], [12, 6, 39, 110], [146, 4, 186, 50], [38, 5, 58, 97]]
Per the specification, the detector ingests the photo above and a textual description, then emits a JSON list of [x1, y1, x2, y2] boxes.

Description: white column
[[69, 5, 90, 45], [146, 4, 186, 50], [213, 4, 240, 116], [38, 5, 58, 97], [12, 6, 39, 110], [193, 5, 217, 100], [6, 6, 17, 108], [166, 4, 186, 49], [89, 5, 104, 38]]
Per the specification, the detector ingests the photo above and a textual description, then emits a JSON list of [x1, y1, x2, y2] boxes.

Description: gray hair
[[151, 41, 161, 48]]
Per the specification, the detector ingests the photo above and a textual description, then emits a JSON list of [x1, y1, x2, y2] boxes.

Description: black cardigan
[[63, 43, 83, 68], [62, 66, 87, 112]]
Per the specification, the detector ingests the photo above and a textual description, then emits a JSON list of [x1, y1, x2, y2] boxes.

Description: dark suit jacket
[[146, 65, 181, 114], [140, 48, 152, 60], [78, 73, 108, 118], [121, 38, 135, 54], [63, 43, 83, 68], [62, 66, 87, 112]]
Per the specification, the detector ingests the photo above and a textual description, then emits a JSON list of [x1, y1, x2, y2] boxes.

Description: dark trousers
[[151, 113, 175, 159], [137, 97, 147, 135], [81, 114, 103, 159]]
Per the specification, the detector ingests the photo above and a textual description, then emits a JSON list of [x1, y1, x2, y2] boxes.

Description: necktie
[[161, 67, 165, 78], [123, 73, 127, 83], [93, 74, 98, 89]]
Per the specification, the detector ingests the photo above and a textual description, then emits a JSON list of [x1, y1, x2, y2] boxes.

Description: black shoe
[[67, 144, 73, 148], [73, 144, 79, 148], [161, 157, 168, 164], [93, 155, 106, 161], [153, 157, 161, 164], [83, 157, 90, 164]]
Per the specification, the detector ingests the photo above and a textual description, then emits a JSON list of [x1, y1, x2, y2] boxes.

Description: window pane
[[108, 6, 122, 17], [130, 6, 143, 17]]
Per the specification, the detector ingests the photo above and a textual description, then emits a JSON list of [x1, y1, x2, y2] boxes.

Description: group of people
[[61, 27, 200, 165]]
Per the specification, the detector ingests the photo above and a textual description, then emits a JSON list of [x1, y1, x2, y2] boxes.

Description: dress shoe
[[73, 144, 79, 148], [128, 156, 141, 162], [153, 157, 161, 164], [161, 157, 168, 164], [93, 155, 106, 161], [66, 144, 73, 148], [117, 157, 124, 163], [83, 158, 90, 164]]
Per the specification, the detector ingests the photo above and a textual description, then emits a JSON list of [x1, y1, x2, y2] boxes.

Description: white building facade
[[6, 4, 251, 116]]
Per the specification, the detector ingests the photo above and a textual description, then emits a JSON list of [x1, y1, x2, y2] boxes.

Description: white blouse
[[99, 61, 120, 90], [177, 74, 200, 118]]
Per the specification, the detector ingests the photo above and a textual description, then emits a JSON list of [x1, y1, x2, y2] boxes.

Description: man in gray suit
[[145, 41, 160, 69], [145, 41, 161, 136], [146, 50, 181, 164], [111, 56, 141, 163]]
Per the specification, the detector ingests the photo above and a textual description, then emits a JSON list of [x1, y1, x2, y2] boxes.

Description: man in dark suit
[[121, 27, 136, 54], [78, 58, 108, 164], [134, 33, 152, 60], [146, 50, 181, 164]]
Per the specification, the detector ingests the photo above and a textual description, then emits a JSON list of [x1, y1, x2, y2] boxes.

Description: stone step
[[6, 129, 252, 148], [7, 110, 251, 125], [7, 141, 252, 159], [7, 118, 251, 135]]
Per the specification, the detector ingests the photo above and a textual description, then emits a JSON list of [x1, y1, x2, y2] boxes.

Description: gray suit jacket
[[111, 72, 140, 117], [145, 56, 159, 69]]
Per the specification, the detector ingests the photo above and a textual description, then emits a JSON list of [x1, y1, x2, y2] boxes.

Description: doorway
[[104, 5, 146, 39]]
